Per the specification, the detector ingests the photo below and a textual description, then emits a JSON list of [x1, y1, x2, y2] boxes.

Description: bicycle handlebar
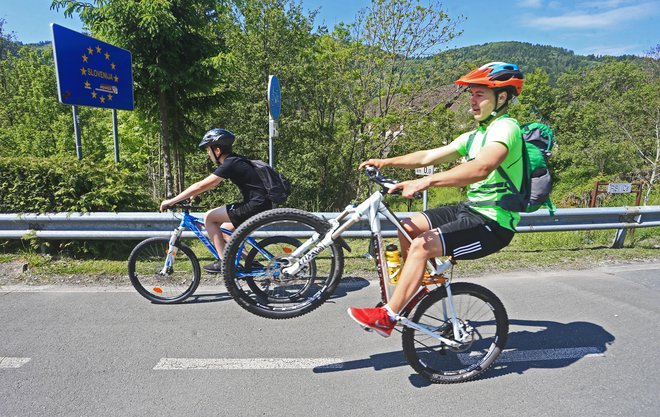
[[163, 199, 203, 212], [364, 166, 423, 199]]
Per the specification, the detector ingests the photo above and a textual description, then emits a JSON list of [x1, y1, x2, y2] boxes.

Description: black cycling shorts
[[227, 200, 272, 228], [421, 202, 514, 260]]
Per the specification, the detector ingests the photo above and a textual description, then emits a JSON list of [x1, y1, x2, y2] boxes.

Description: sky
[[1, 0, 658, 56]]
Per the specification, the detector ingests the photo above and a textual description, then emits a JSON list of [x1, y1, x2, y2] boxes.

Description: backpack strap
[[465, 131, 477, 157], [543, 197, 557, 216], [466, 167, 517, 208]]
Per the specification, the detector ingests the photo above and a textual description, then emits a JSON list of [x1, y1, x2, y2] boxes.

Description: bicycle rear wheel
[[401, 282, 508, 383], [222, 208, 344, 319], [128, 237, 201, 303]]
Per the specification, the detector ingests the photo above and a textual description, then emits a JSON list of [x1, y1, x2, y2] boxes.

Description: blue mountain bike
[[127, 201, 308, 304]]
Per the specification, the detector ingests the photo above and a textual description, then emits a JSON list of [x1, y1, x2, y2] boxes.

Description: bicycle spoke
[[222, 209, 344, 319], [402, 283, 508, 383], [128, 237, 200, 303]]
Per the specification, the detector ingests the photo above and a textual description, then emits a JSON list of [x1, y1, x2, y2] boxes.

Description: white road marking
[[0, 286, 136, 293], [459, 347, 605, 365], [0, 357, 31, 368], [154, 357, 345, 370], [155, 347, 605, 371]]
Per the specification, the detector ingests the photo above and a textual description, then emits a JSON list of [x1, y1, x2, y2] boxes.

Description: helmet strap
[[210, 147, 225, 164], [479, 90, 510, 126]]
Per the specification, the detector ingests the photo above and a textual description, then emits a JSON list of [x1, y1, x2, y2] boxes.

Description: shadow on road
[[151, 276, 370, 305], [313, 318, 615, 387], [165, 291, 234, 304], [329, 277, 371, 299]]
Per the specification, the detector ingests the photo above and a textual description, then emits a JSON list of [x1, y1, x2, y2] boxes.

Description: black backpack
[[249, 159, 292, 204]]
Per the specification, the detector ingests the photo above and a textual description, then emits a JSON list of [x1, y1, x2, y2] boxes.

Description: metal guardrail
[[1, 206, 659, 248]]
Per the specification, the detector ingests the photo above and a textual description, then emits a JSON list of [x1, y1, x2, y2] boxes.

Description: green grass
[[0, 228, 658, 284], [340, 228, 660, 276]]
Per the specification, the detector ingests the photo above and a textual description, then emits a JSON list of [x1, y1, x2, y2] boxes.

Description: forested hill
[[16, 38, 637, 84], [426, 41, 640, 83]]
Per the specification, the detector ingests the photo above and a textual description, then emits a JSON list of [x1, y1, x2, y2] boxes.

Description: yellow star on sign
[[107, 94, 113, 101], [80, 67, 87, 75], [104, 52, 110, 60], [91, 91, 97, 98], [84, 81, 91, 88], [87, 46, 93, 55], [114, 75, 119, 82], [96, 45, 102, 53], [82, 54, 88, 62], [111, 63, 116, 70], [100, 96, 105, 103]]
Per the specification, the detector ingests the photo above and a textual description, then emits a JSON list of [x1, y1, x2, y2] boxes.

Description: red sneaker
[[347, 307, 396, 337]]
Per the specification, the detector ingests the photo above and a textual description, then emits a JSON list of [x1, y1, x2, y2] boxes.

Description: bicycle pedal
[[422, 274, 447, 286]]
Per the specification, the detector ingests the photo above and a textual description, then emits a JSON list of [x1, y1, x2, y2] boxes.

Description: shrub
[[0, 156, 155, 213]]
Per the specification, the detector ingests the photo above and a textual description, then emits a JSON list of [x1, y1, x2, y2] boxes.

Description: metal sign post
[[589, 180, 643, 248], [51, 24, 134, 162], [112, 109, 120, 163], [268, 75, 281, 167], [72, 106, 82, 160], [415, 165, 434, 210]]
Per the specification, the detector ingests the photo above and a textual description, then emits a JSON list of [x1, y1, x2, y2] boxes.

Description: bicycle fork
[[159, 227, 184, 275], [396, 283, 470, 349], [396, 257, 470, 348]]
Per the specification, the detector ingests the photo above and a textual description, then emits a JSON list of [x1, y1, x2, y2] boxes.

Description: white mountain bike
[[222, 167, 509, 383]]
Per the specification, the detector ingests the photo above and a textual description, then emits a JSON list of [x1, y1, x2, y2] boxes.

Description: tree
[[0, 46, 79, 157], [552, 60, 659, 205], [325, 0, 463, 198], [52, 0, 228, 197], [204, 0, 341, 209], [0, 18, 18, 61], [512, 68, 557, 124]]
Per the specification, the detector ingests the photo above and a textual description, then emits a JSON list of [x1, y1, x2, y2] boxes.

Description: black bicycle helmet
[[198, 128, 235, 149]]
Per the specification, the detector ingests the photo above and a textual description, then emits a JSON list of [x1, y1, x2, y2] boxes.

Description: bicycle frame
[[283, 189, 469, 347], [162, 210, 274, 279]]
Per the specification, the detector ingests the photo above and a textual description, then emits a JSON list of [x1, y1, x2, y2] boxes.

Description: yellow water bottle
[[385, 244, 402, 284]]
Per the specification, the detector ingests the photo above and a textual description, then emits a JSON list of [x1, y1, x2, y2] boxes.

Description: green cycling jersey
[[451, 114, 523, 231]]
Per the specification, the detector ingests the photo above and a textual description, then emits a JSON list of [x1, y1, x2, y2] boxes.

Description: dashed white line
[[0, 357, 31, 369], [154, 357, 344, 370], [155, 347, 605, 371]]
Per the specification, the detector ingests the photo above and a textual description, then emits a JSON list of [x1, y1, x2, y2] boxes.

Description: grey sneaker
[[237, 260, 265, 272], [203, 261, 222, 274]]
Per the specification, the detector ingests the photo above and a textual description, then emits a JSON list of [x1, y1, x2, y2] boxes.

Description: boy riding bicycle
[[348, 62, 525, 336], [160, 128, 272, 273]]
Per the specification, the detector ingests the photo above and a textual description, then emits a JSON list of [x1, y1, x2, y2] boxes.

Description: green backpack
[[467, 121, 556, 213]]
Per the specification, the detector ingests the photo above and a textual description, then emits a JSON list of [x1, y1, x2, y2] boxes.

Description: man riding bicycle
[[160, 128, 272, 273], [348, 62, 525, 336]]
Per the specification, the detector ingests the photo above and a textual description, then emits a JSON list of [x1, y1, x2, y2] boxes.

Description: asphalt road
[[1, 263, 659, 417]]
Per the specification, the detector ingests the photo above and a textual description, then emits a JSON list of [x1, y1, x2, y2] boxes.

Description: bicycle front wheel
[[401, 282, 508, 383], [128, 237, 201, 303], [222, 208, 344, 319]]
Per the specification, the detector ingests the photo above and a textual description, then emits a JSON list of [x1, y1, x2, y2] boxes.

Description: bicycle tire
[[128, 237, 201, 303], [222, 208, 344, 319], [401, 282, 508, 383]]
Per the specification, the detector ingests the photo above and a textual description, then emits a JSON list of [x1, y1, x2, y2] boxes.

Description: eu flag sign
[[51, 24, 134, 110]]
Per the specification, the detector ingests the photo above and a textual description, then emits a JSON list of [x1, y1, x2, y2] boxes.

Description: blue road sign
[[268, 75, 281, 120], [51, 24, 134, 110]]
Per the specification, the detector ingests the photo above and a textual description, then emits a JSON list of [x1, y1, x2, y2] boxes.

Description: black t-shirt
[[212, 153, 267, 202]]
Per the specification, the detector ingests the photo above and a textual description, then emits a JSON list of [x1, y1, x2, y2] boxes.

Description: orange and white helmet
[[455, 62, 524, 96]]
